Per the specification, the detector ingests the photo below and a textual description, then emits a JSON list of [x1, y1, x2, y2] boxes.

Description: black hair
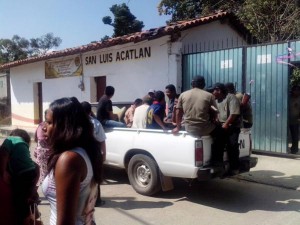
[[10, 128, 31, 145], [142, 95, 153, 105], [165, 84, 176, 92], [191, 76, 206, 89], [225, 82, 235, 94], [134, 98, 143, 106], [154, 90, 165, 101], [47, 97, 103, 184], [81, 101, 92, 115], [213, 83, 227, 95], [105, 86, 115, 97]]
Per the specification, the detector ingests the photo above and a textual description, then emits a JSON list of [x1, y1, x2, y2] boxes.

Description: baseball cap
[[148, 89, 155, 94]]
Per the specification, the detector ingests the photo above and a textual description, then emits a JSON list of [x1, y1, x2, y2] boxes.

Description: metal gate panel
[[246, 43, 289, 153], [182, 42, 293, 154], [289, 40, 300, 63], [183, 48, 243, 91]]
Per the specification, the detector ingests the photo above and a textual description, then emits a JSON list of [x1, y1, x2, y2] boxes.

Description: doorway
[[33, 82, 43, 124], [95, 76, 106, 101]]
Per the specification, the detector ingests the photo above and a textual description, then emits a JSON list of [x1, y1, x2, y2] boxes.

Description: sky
[[0, 0, 171, 50]]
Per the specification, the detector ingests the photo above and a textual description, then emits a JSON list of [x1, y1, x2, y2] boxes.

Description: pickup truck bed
[[104, 128, 258, 196]]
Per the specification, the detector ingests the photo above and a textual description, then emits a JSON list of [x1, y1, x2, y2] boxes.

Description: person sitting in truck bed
[[164, 84, 179, 127], [96, 86, 126, 128], [132, 95, 153, 129], [124, 98, 143, 128], [172, 76, 226, 166], [146, 91, 167, 130]]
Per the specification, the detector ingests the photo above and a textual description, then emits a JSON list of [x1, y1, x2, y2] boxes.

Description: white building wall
[[9, 36, 183, 126], [181, 21, 247, 50], [0, 73, 7, 98], [83, 36, 181, 102], [10, 61, 87, 126], [8, 22, 246, 127]]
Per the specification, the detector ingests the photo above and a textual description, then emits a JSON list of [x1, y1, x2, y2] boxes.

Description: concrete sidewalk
[[0, 125, 299, 191], [237, 154, 300, 191]]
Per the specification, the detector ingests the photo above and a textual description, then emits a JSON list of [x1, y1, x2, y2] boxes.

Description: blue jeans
[[103, 120, 126, 128]]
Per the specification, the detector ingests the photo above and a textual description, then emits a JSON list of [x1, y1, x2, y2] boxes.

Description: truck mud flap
[[239, 156, 258, 173], [197, 166, 225, 181]]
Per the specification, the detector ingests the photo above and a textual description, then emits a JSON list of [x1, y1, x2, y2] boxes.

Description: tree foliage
[[158, 0, 300, 43], [0, 33, 62, 65], [238, 0, 300, 42], [30, 33, 62, 55], [0, 35, 29, 64], [102, 3, 144, 38]]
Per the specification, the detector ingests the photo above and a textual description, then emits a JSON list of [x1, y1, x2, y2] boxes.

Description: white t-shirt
[[90, 116, 106, 142], [132, 104, 150, 129]]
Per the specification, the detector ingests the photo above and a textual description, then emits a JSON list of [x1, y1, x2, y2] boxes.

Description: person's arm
[[172, 108, 183, 134], [171, 98, 179, 124], [222, 114, 238, 129], [108, 111, 118, 121], [223, 95, 240, 129], [153, 114, 166, 130], [0, 147, 10, 183], [55, 151, 86, 225], [100, 141, 106, 162]]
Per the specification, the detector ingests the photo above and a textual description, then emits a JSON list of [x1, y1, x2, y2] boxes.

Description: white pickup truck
[[104, 127, 258, 196]]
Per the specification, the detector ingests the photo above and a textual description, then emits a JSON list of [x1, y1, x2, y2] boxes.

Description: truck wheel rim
[[135, 163, 151, 186]]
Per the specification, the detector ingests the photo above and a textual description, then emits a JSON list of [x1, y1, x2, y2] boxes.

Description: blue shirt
[[146, 102, 165, 129]]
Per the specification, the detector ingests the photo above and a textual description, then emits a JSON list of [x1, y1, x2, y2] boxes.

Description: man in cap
[[148, 89, 155, 100], [213, 82, 241, 174], [172, 76, 226, 166]]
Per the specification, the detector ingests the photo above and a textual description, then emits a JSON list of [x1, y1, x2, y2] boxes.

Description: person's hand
[[172, 127, 180, 134], [222, 123, 229, 129], [102, 151, 106, 162]]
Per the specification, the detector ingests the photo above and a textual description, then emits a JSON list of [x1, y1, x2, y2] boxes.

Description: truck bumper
[[197, 156, 258, 181]]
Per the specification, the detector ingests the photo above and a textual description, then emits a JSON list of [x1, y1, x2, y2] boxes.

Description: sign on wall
[[45, 55, 83, 79]]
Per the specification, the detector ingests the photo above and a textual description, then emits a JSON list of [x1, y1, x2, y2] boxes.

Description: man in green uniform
[[213, 83, 241, 174], [172, 76, 226, 166]]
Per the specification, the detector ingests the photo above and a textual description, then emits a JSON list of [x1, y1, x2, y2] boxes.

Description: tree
[[30, 33, 62, 56], [158, 0, 300, 43], [238, 0, 300, 42], [157, 0, 241, 23], [0, 33, 62, 64], [0, 35, 29, 64], [102, 3, 144, 37]]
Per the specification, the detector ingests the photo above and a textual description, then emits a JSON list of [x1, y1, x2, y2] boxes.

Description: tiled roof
[[0, 11, 251, 70]]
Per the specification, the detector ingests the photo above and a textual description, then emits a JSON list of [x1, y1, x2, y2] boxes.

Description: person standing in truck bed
[[213, 83, 241, 174]]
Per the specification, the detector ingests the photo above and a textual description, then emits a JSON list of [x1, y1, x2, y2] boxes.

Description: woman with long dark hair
[[42, 97, 103, 225]]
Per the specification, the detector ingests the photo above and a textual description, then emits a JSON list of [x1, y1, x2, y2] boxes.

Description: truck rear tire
[[128, 154, 161, 196]]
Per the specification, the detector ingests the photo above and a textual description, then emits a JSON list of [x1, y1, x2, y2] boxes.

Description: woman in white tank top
[[42, 97, 103, 225]]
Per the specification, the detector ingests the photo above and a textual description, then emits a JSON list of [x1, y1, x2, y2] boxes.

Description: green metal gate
[[182, 48, 243, 91], [245, 43, 289, 153], [182, 41, 300, 154]]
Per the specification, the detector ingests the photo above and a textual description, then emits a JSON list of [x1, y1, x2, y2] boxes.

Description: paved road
[[38, 167, 300, 225]]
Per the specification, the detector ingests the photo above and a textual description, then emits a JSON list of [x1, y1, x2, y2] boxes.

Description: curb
[[235, 174, 300, 191]]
